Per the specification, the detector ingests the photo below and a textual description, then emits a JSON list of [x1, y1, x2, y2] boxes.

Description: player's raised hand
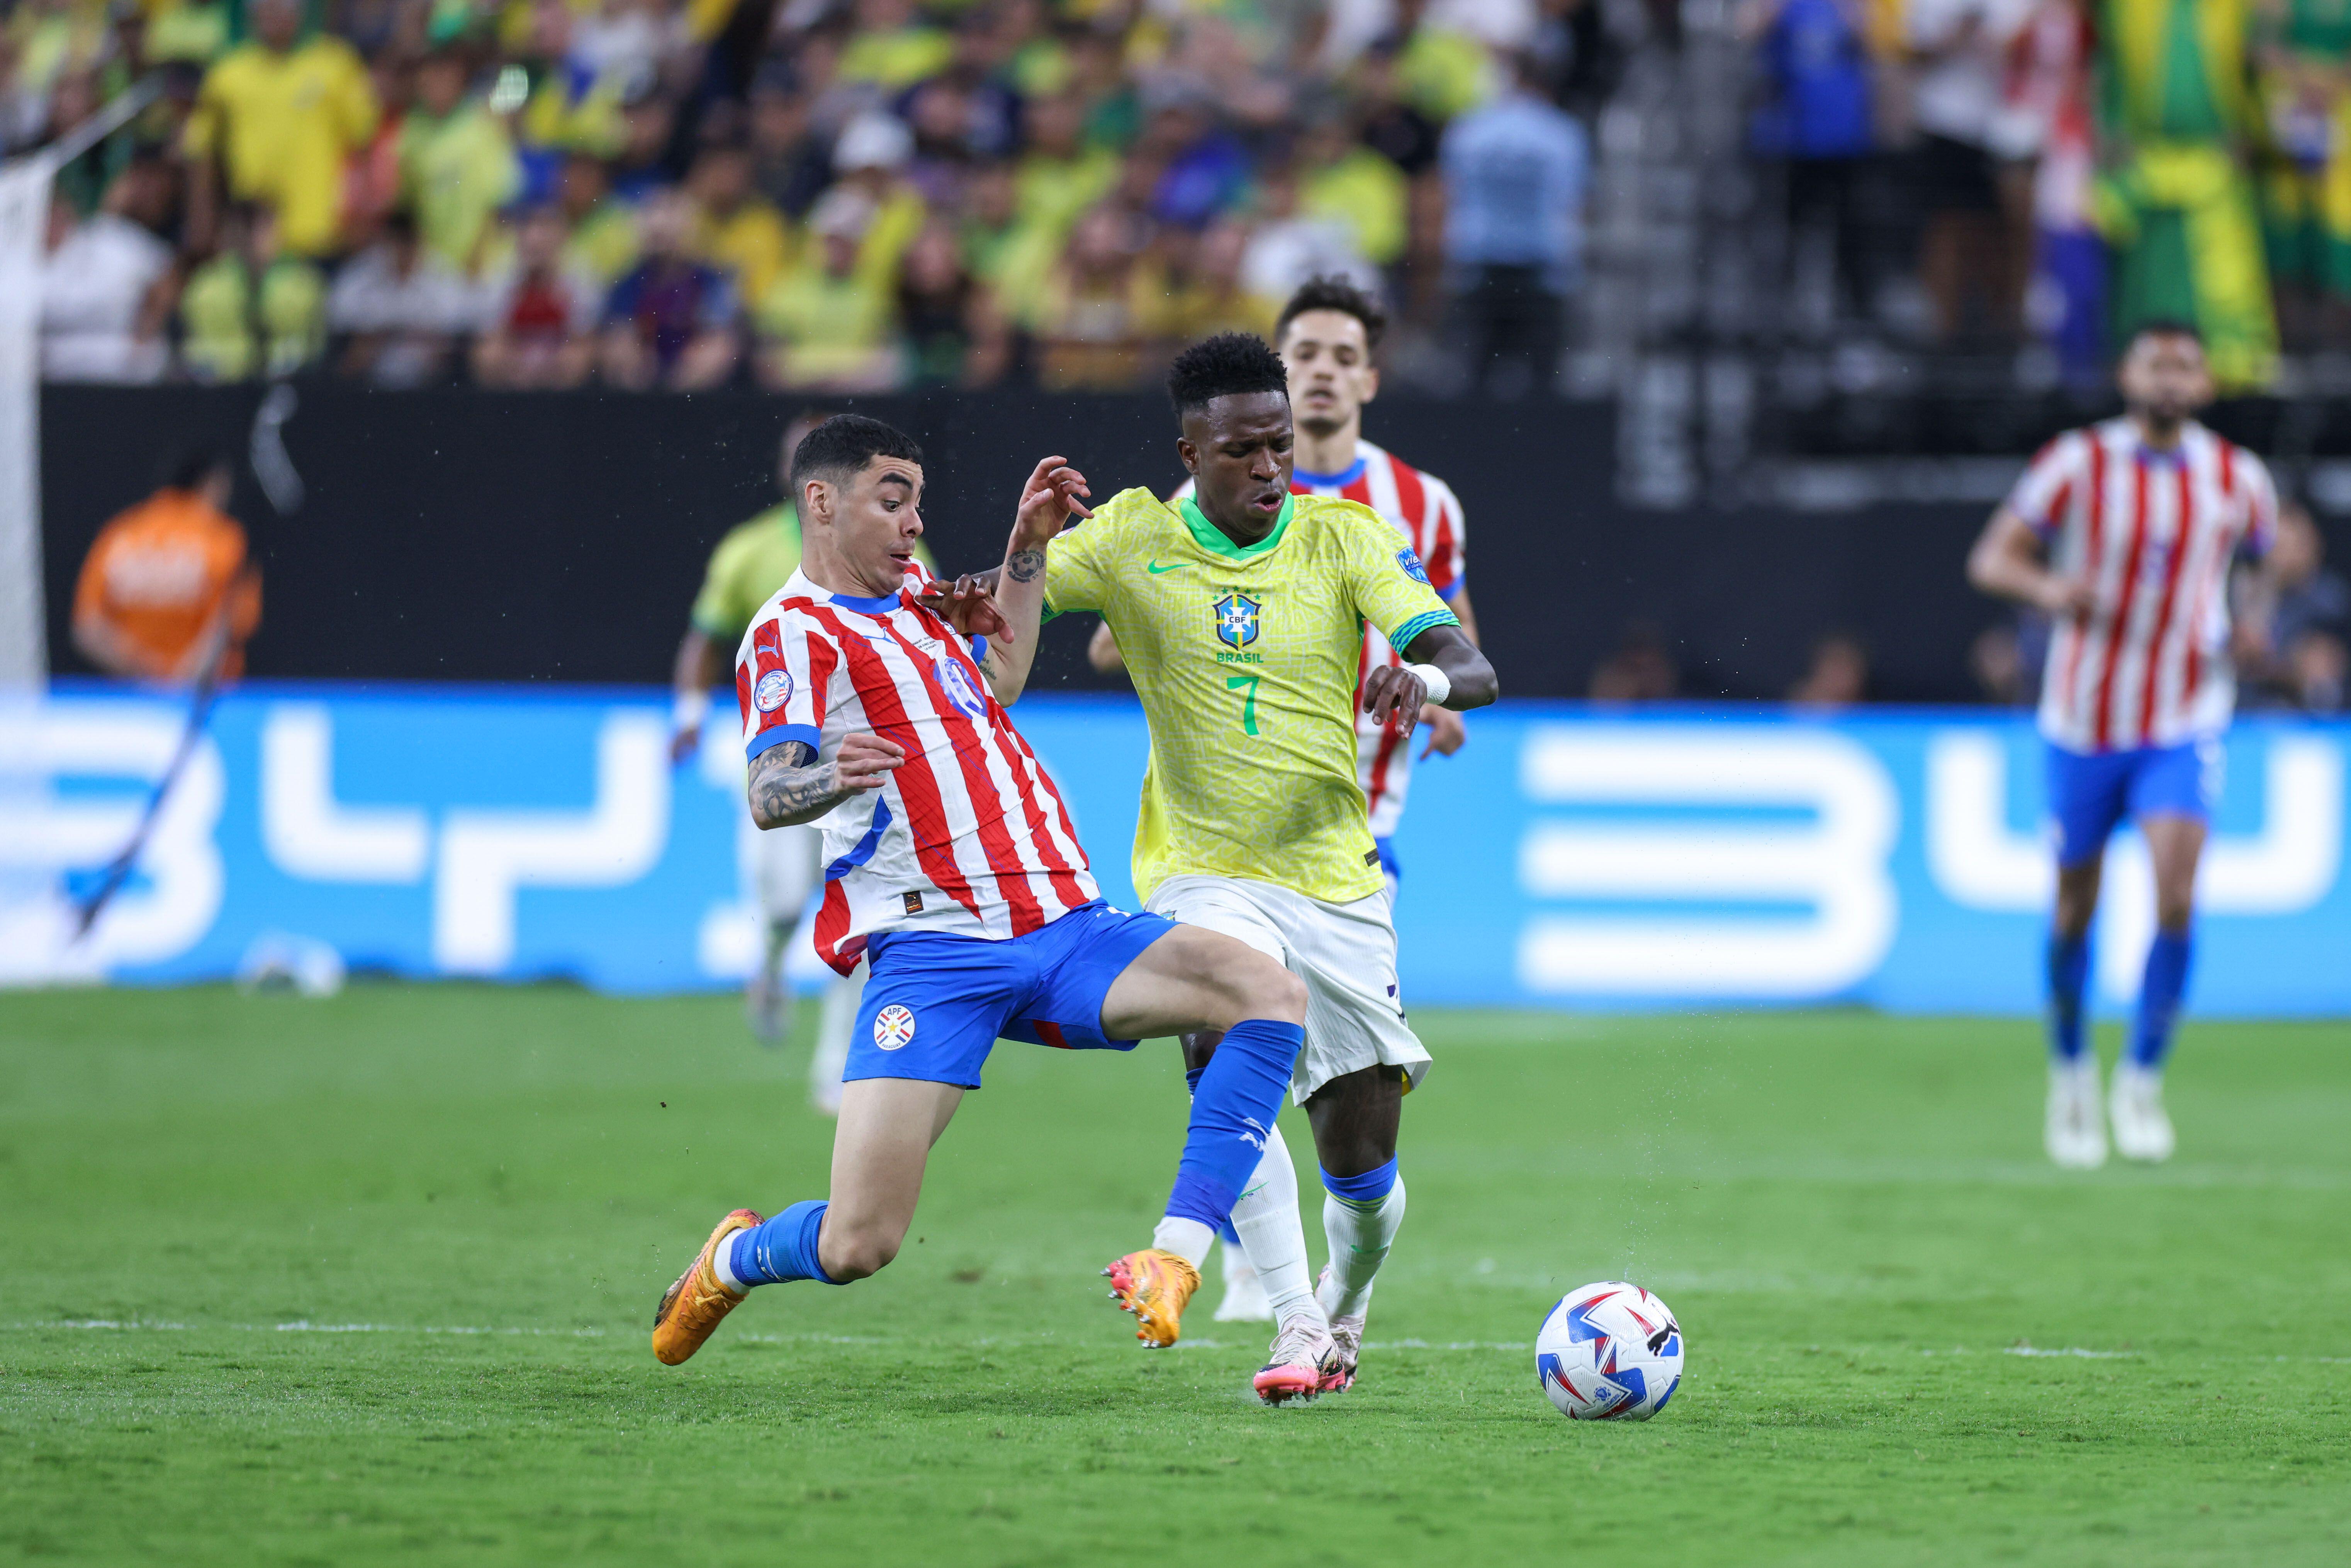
[[917, 574, 1016, 644], [1361, 664, 1428, 727], [835, 731, 907, 791], [1012, 455, 1093, 550]]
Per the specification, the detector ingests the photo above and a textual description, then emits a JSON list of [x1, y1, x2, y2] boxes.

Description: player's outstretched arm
[[984, 455, 1092, 704], [1968, 506, 2097, 618], [1366, 623, 1496, 725], [668, 627, 725, 765], [747, 735, 903, 829]]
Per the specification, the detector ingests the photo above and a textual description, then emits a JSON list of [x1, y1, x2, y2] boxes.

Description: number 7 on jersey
[[1225, 673, 1261, 737]]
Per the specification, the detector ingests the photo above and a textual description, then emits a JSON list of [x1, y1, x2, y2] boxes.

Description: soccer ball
[[1535, 1282, 1683, 1420]]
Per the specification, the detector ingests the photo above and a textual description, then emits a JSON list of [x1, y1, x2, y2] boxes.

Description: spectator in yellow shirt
[[836, 0, 952, 90], [1013, 92, 1119, 241], [754, 187, 899, 391], [1298, 115, 1408, 268], [689, 142, 793, 304], [399, 48, 520, 275], [183, 0, 377, 258]]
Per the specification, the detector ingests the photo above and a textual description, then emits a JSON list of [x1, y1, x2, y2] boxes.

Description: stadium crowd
[[12, 0, 1607, 392], [1745, 0, 2351, 393]]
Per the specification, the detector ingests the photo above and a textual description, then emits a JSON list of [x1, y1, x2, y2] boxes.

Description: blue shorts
[[2045, 738, 2221, 869], [845, 900, 1178, 1089]]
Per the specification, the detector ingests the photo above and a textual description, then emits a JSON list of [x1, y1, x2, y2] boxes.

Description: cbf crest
[[1214, 591, 1262, 650]]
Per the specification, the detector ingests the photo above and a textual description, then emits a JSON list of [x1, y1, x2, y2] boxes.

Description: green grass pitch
[[2, 986, 2345, 1566]]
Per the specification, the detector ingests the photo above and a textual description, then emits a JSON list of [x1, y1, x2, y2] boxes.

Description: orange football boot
[[1103, 1248, 1201, 1348], [652, 1208, 760, 1365]]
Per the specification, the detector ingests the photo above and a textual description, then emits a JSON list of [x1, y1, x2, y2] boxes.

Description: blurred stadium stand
[[13, 0, 2351, 713]]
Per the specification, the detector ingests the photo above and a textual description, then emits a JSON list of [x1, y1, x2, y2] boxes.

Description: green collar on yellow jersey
[[1176, 492, 1294, 560]]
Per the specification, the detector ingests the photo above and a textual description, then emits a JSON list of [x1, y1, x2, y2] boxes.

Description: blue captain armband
[[746, 723, 821, 762]]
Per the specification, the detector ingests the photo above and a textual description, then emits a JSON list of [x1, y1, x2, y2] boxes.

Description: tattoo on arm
[[748, 740, 850, 828], [1007, 548, 1044, 583]]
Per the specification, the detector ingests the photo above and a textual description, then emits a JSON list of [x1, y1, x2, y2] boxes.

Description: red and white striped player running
[[648, 415, 1318, 1370], [1093, 281, 1481, 1333], [1969, 321, 2281, 1171]]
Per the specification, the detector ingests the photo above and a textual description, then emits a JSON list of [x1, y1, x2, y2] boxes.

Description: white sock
[[710, 1228, 747, 1293], [1221, 1236, 1258, 1286], [1321, 1173, 1406, 1321], [1152, 1217, 1215, 1271], [1229, 1123, 1322, 1329]]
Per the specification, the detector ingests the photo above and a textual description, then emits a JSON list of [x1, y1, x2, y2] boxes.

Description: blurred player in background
[[74, 448, 260, 686], [1008, 334, 1497, 1402], [670, 413, 932, 1113], [1969, 322, 2279, 1168], [1094, 278, 1480, 1325], [652, 416, 1314, 1368]]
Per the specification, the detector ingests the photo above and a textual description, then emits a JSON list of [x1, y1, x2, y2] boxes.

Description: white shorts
[[1144, 874, 1430, 1105]]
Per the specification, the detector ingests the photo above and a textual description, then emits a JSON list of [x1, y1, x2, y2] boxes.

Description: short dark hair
[[789, 413, 923, 496], [164, 445, 233, 492], [1276, 275, 1387, 355], [1167, 331, 1290, 416], [2124, 318, 2203, 352]]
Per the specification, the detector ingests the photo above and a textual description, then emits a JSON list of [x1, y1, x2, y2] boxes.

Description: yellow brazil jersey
[[1044, 488, 1459, 905], [184, 37, 378, 258]]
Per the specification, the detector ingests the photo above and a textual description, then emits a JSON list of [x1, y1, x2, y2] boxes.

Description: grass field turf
[[0, 986, 2344, 1566]]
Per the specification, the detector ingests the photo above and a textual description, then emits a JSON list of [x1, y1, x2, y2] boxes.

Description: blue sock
[[1322, 1157, 1397, 1203], [728, 1200, 838, 1287], [1180, 1066, 1242, 1243], [2130, 929, 2193, 1070], [1164, 1018, 1303, 1230], [2046, 931, 2090, 1062]]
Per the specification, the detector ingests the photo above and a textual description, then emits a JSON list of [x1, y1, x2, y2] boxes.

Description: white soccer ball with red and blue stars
[[1535, 1282, 1683, 1420]]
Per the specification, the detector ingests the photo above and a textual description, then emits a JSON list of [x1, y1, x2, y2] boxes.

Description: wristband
[[672, 688, 710, 731], [1406, 662, 1451, 707]]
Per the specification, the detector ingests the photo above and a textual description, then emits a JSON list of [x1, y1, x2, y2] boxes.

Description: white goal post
[[0, 76, 161, 694]]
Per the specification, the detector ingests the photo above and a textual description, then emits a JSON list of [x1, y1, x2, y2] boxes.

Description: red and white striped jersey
[[734, 568, 1098, 974], [2006, 418, 2277, 752], [1292, 440, 1468, 838]]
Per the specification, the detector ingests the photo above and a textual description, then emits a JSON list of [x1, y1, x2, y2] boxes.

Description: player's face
[[1178, 392, 1294, 534], [1279, 310, 1378, 438], [2118, 332, 2213, 424], [810, 456, 925, 594]]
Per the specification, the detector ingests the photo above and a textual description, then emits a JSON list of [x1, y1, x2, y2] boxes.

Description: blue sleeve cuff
[[745, 723, 821, 763], [969, 634, 988, 665], [1437, 580, 1465, 601]]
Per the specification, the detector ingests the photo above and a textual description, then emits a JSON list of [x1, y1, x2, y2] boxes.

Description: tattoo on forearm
[[1007, 548, 1044, 583], [749, 741, 852, 826]]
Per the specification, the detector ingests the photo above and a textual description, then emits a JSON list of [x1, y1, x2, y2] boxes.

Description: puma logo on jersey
[[902, 891, 925, 915]]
